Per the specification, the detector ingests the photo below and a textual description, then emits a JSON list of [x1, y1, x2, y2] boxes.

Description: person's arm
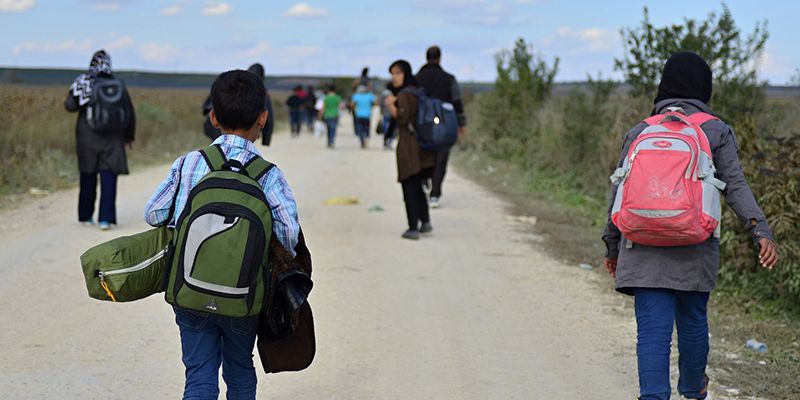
[[143, 156, 184, 227], [393, 92, 417, 126], [123, 87, 135, 143], [449, 76, 467, 128], [713, 125, 779, 268], [601, 123, 644, 273], [261, 167, 300, 257], [64, 90, 79, 112]]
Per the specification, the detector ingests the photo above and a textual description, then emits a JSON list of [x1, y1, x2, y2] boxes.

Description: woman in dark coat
[[602, 52, 779, 400], [384, 60, 435, 240], [65, 50, 135, 230]]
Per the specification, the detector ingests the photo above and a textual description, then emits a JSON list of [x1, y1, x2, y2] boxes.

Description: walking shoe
[[80, 220, 95, 227], [429, 196, 440, 209], [98, 221, 112, 231], [681, 373, 711, 399], [419, 222, 433, 234], [401, 229, 420, 240]]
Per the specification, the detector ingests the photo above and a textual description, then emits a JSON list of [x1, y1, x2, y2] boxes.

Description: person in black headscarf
[[65, 49, 135, 230], [602, 51, 779, 400], [202, 63, 275, 145], [384, 60, 435, 240]]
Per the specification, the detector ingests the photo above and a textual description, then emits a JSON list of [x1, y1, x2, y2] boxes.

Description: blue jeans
[[354, 117, 370, 145], [78, 170, 117, 224], [173, 307, 258, 400], [324, 117, 338, 146], [289, 109, 302, 135], [634, 288, 710, 400]]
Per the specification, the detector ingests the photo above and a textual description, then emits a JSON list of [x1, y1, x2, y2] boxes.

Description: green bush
[[466, 4, 800, 307]]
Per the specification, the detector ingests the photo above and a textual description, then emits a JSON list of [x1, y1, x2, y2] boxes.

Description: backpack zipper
[[629, 135, 697, 180], [98, 246, 169, 280]]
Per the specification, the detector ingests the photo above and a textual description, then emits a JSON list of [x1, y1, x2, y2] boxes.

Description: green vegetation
[[0, 85, 288, 199], [461, 4, 800, 397]]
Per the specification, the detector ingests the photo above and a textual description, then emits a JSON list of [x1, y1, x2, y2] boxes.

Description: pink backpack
[[610, 108, 727, 247]]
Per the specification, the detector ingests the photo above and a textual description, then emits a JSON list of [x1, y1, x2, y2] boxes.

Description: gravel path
[[0, 124, 641, 399]]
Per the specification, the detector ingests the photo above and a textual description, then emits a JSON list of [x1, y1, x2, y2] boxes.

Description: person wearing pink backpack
[[602, 52, 779, 400]]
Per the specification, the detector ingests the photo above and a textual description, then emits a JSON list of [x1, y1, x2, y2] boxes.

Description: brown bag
[[257, 229, 315, 373]]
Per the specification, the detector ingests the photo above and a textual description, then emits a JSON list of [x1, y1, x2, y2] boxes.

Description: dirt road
[[0, 123, 641, 399]]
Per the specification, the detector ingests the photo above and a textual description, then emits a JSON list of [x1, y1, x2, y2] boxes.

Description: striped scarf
[[70, 50, 112, 106]]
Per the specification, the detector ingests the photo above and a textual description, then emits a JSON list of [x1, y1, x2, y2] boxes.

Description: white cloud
[[0, 0, 34, 12], [244, 42, 272, 59], [13, 39, 93, 56], [202, 2, 230, 16], [283, 3, 327, 18], [140, 42, 178, 63], [104, 36, 135, 51], [552, 26, 615, 53], [160, 2, 183, 16], [92, 3, 121, 11]]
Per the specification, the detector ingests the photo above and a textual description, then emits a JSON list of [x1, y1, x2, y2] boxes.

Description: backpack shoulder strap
[[244, 155, 275, 182], [687, 112, 718, 126], [199, 144, 227, 171]]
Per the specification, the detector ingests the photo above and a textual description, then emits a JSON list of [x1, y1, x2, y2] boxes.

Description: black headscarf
[[388, 59, 417, 89], [654, 51, 712, 105]]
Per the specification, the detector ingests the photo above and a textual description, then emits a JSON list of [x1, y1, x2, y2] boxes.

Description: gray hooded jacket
[[602, 98, 773, 294]]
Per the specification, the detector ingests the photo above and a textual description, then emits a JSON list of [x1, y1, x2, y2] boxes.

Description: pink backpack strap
[[687, 112, 718, 126], [643, 114, 662, 126]]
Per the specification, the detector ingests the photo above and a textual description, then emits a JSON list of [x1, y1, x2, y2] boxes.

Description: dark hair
[[210, 70, 266, 131], [426, 46, 441, 62], [361, 67, 369, 77], [247, 63, 265, 82], [389, 59, 417, 89]]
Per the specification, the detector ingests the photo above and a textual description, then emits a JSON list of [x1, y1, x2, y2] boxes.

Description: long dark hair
[[388, 59, 417, 89]]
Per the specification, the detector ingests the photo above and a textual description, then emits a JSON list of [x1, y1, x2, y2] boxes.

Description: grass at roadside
[[453, 148, 800, 400], [0, 85, 288, 206]]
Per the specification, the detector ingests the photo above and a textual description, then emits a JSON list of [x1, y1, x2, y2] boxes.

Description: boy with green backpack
[[144, 69, 299, 399]]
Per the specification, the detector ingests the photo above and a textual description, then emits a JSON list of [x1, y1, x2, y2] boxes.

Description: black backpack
[[87, 78, 132, 133], [402, 87, 458, 151]]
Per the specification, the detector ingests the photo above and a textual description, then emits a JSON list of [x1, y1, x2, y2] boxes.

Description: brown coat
[[257, 229, 315, 373], [395, 90, 435, 182]]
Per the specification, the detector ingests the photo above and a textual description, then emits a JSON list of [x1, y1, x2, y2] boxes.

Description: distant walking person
[[64, 50, 135, 230], [202, 63, 275, 146], [350, 85, 376, 148], [304, 85, 317, 132], [385, 60, 435, 240], [321, 85, 342, 148], [286, 85, 305, 136], [415, 45, 467, 209], [379, 82, 399, 150], [602, 52, 779, 400]]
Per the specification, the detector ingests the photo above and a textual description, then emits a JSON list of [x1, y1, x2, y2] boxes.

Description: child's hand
[[604, 257, 617, 278], [757, 238, 779, 270]]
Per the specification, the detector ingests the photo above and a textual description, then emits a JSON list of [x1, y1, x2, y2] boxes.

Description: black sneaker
[[419, 222, 433, 234], [402, 230, 420, 240]]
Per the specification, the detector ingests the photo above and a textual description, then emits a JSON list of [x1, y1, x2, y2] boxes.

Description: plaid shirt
[[144, 135, 299, 256]]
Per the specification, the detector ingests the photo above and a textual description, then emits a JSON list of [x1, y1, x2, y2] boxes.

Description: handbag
[[79, 159, 184, 302]]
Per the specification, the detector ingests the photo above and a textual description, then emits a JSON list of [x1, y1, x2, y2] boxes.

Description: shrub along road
[[1, 123, 756, 399]]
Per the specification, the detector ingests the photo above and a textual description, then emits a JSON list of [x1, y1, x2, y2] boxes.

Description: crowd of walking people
[[64, 41, 780, 400]]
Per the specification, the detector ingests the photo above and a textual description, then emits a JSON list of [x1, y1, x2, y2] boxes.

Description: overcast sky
[[1, 0, 797, 83]]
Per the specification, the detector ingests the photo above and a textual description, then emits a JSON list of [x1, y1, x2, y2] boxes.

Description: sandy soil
[[0, 122, 648, 399]]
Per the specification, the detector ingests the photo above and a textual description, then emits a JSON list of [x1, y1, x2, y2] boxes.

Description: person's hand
[[757, 238, 779, 270], [457, 126, 466, 141], [384, 95, 396, 108], [604, 257, 618, 278]]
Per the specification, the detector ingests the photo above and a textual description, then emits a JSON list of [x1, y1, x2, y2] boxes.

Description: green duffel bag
[[80, 226, 173, 302]]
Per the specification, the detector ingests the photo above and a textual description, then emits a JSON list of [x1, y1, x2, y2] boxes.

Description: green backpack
[[165, 145, 275, 317]]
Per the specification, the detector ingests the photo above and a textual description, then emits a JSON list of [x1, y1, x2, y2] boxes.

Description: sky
[[0, 0, 798, 84]]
